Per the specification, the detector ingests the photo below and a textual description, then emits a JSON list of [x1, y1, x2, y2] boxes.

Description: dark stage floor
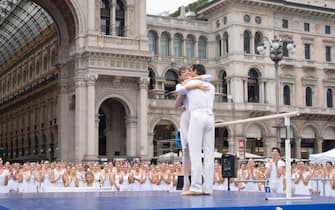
[[0, 191, 334, 210]]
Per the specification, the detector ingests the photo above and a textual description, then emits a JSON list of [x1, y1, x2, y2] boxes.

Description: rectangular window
[[304, 23, 310, 32], [325, 25, 331, 34], [282, 19, 288, 29], [100, 17, 110, 35], [326, 46, 332, 62], [304, 44, 311, 60]]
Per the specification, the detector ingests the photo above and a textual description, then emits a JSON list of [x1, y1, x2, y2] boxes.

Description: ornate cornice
[[198, 0, 335, 18], [75, 51, 150, 75]]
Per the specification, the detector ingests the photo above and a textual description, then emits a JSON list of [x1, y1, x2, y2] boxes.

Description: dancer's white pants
[[187, 109, 215, 194], [180, 111, 191, 190]]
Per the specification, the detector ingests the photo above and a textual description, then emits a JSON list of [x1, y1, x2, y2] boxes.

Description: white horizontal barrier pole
[[215, 111, 300, 127]]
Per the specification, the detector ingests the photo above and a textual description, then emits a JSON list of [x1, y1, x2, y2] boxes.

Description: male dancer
[[175, 66, 210, 192], [176, 64, 215, 195], [265, 147, 285, 193]]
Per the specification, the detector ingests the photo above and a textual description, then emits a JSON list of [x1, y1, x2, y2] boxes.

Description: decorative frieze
[[76, 51, 150, 71]]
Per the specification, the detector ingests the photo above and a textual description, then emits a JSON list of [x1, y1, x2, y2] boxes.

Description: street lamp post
[[257, 36, 296, 149]]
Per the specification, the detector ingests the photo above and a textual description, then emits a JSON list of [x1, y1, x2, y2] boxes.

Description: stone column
[[95, 114, 100, 156], [221, 37, 225, 57], [170, 36, 174, 57], [75, 78, 87, 162], [139, 78, 148, 157], [157, 34, 161, 57], [264, 137, 275, 157], [228, 136, 235, 153], [259, 80, 264, 103], [111, 0, 116, 36], [57, 68, 75, 161], [84, 75, 99, 162], [295, 137, 301, 159], [87, 0, 96, 33], [183, 38, 186, 57], [244, 79, 248, 102], [126, 116, 137, 157], [227, 78, 231, 99], [316, 137, 323, 154], [194, 39, 198, 58], [148, 132, 154, 158]]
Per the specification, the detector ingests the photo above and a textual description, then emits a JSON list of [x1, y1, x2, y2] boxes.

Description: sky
[[147, 0, 196, 15]]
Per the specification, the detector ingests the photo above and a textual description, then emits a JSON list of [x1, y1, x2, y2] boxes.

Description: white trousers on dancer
[[180, 110, 191, 190], [188, 109, 215, 194]]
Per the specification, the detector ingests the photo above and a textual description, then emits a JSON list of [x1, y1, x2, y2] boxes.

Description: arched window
[[244, 30, 251, 54], [148, 31, 158, 55], [248, 69, 260, 103], [116, 0, 125, 36], [198, 36, 207, 59], [223, 32, 229, 56], [254, 31, 263, 54], [283, 85, 291, 105], [306, 87, 313, 106], [186, 35, 195, 58], [153, 120, 176, 156], [215, 127, 229, 153], [173, 34, 183, 57], [164, 70, 178, 99], [148, 68, 156, 90], [100, 0, 110, 35], [327, 88, 333, 108], [160, 32, 170, 57], [216, 34, 222, 57], [219, 71, 228, 102]]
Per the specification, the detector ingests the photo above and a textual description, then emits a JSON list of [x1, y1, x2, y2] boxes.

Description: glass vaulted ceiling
[[0, 0, 53, 65]]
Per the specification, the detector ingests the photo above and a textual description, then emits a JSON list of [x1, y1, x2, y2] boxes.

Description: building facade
[[0, 0, 335, 163]]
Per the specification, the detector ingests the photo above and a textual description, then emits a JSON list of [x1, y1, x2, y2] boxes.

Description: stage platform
[[0, 191, 334, 210]]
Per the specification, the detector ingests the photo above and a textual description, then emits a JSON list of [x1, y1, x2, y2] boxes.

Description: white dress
[[141, 174, 153, 191], [113, 173, 122, 191], [243, 171, 259, 192], [6, 175, 18, 193], [266, 160, 285, 193], [323, 174, 334, 197], [132, 173, 142, 191], [0, 171, 8, 193], [292, 171, 311, 195], [53, 169, 65, 187], [120, 174, 132, 191]]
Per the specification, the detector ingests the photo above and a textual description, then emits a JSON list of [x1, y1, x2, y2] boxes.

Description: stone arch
[[215, 126, 230, 153], [322, 125, 335, 151], [162, 66, 179, 77], [148, 67, 157, 90], [151, 118, 178, 157], [150, 117, 179, 133], [301, 123, 320, 138], [31, 0, 83, 61], [247, 65, 263, 77], [244, 122, 268, 155], [280, 124, 298, 157], [148, 64, 159, 78], [96, 94, 134, 117], [97, 96, 132, 157], [244, 122, 268, 138], [300, 124, 320, 158]]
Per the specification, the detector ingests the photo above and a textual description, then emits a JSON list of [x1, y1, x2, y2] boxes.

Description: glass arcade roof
[[0, 0, 53, 65]]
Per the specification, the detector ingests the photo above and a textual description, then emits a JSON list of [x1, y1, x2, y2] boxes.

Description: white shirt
[[175, 74, 213, 110], [266, 159, 285, 183]]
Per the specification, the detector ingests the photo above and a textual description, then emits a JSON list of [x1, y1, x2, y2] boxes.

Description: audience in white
[[0, 158, 334, 196]]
